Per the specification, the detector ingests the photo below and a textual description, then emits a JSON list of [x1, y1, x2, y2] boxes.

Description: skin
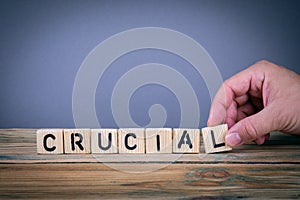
[[207, 60, 300, 147]]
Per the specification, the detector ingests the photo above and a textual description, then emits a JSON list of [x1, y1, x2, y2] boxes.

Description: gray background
[[1, 0, 299, 128]]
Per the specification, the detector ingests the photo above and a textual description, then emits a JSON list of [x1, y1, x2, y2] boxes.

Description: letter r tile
[[64, 129, 91, 154]]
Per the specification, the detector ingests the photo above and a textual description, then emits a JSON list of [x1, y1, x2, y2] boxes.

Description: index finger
[[207, 63, 265, 127]]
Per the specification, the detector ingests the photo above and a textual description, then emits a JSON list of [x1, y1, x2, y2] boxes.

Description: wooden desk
[[0, 129, 299, 199]]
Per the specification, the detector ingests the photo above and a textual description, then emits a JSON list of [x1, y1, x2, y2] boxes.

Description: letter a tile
[[173, 129, 200, 153], [201, 124, 232, 154]]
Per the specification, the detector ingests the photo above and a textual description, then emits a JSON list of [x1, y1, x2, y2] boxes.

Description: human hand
[[207, 60, 300, 147]]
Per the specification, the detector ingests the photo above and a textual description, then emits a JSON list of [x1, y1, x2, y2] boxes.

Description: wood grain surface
[[0, 129, 300, 199]]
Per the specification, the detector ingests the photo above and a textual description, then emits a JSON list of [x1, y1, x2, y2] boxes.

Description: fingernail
[[225, 132, 242, 147]]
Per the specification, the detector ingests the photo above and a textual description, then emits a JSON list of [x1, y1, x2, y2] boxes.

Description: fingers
[[207, 80, 247, 127], [224, 101, 237, 128], [209, 60, 300, 147], [207, 85, 231, 126], [208, 64, 264, 127], [250, 96, 264, 111], [235, 94, 249, 107], [225, 106, 276, 146], [254, 133, 270, 145], [265, 133, 271, 140], [254, 136, 266, 145], [236, 102, 256, 121]]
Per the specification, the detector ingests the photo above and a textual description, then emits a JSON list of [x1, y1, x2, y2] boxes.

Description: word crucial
[[36, 124, 232, 154]]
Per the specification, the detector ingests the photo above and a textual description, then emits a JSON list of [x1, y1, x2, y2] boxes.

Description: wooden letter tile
[[118, 128, 145, 154], [37, 129, 64, 154], [201, 124, 232, 154], [145, 128, 172, 154], [91, 129, 118, 154], [173, 129, 200, 153], [64, 129, 91, 154]]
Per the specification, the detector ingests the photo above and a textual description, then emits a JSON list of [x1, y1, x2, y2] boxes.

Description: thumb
[[225, 107, 276, 146]]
